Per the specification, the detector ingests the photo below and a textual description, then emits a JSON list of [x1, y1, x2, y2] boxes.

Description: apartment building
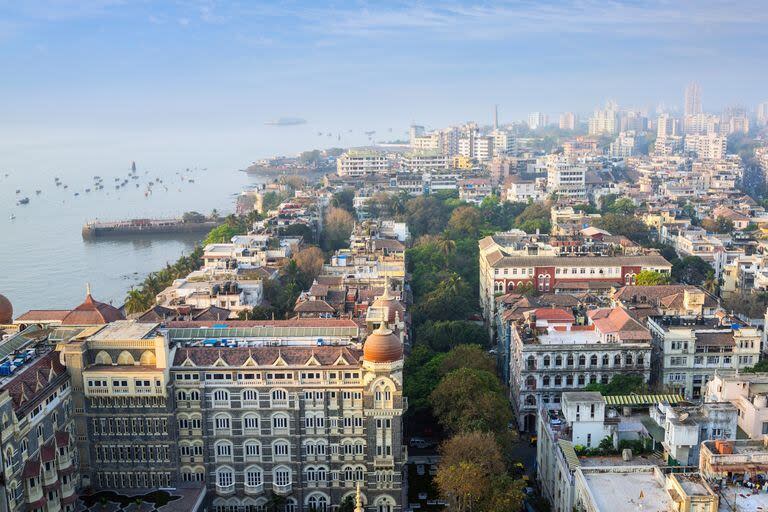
[[684, 134, 728, 160], [398, 152, 448, 173], [337, 151, 390, 177], [509, 308, 652, 431], [706, 373, 768, 440], [501, 175, 541, 203], [528, 112, 548, 130], [648, 317, 761, 399], [491, 129, 517, 156], [546, 161, 587, 200], [559, 112, 576, 131]]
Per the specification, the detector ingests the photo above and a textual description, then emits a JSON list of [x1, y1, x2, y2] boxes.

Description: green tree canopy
[[635, 270, 671, 286], [430, 368, 512, 434]]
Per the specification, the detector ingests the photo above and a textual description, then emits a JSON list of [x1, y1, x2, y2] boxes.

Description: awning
[[604, 394, 686, 406]]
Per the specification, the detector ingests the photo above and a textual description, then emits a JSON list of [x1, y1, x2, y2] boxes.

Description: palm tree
[[435, 235, 456, 257], [124, 288, 152, 315], [704, 270, 719, 294]]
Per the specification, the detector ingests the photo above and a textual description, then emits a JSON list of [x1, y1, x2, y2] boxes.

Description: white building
[[608, 131, 636, 159], [684, 134, 728, 160], [502, 175, 541, 203], [588, 103, 618, 136], [559, 112, 576, 131], [399, 151, 448, 173], [336, 150, 390, 176], [491, 129, 517, 156], [706, 373, 768, 440], [546, 160, 587, 200], [528, 112, 548, 130]]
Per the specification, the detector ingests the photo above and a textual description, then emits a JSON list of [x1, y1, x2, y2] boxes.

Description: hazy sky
[[1, 0, 767, 170]]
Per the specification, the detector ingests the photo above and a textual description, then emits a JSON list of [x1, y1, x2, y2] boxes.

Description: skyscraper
[[757, 102, 768, 127], [559, 112, 576, 131], [684, 82, 702, 117]]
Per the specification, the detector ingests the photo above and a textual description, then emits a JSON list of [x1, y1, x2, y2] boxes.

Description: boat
[[74, 192, 80, 197], [35, 190, 41, 195], [85, 188, 91, 193], [15, 189, 20, 194], [9, 214, 15, 220], [17, 197, 29, 205]]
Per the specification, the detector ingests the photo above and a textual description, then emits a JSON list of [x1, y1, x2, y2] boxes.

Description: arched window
[[578, 375, 585, 386], [525, 376, 536, 390], [284, 499, 297, 512], [244, 466, 263, 488], [216, 467, 234, 489], [355, 466, 365, 482], [273, 440, 290, 459], [95, 351, 112, 365], [602, 354, 609, 366], [542, 376, 550, 387], [526, 356, 536, 370], [343, 466, 355, 482], [214, 414, 231, 432], [244, 440, 262, 461], [271, 413, 289, 433], [375, 496, 395, 512], [567, 354, 574, 366], [271, 389, 288, 407], [555, 355, 562, 366], [543, 355, 551, 367], [243, 414, 260, 433], [495, 281, 504, 293], [307, 495, 328, 512], [614, 354, 621, 366], [116, 350, 135, 365], [626, 354, 633, 365], [374, 381, 394, 409], [638, 354, 644, 366], [590, 355, 598, 366], [139, 350, 156, 366], [213, 389, 229, 406], [554, 375, 562, 386], [566, 375, 573, 386], [215, 440, 233, 461], [274, 466, 292, 486], [525, 395, 536, 406], [578, 355, 586, 366], [507, 282, 515, 292], [589, 375, 597, 384], [177, 390, 187, 401], [189, 390, 200, 401], [243, 389, 259, 405]]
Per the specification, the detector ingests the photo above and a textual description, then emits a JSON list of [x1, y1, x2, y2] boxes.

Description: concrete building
[[648, 317, 761, 399], [546, 161, 587, 200], [706, 373, 768, 440], [509, 308, 652, 431], [559, 112, 577, 131], [588, 103, 618, 136], [608, 131, 636, 159], [502, 175, 541, 203], [337, 151, 390, 177], [528, 112, 548, 130], [491, 129, 517, 156], [399, 151, 448, 173], [758, 101, 768, 127], [684, 134, 728, 160], [684, 82, 703, 117]]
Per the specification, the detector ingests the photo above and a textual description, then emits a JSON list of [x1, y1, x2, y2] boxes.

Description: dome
[[363, 325, 403, 363], [371, 287, 405, 324], [0, 293, 12, 324]]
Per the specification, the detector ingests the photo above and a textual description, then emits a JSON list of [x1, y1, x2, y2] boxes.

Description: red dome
[[0, 294, 12, 324], [363, 325, 403, 363]]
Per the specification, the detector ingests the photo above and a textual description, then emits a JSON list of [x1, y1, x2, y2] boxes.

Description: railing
[[212, 400, 230, 408], [244, 483, 264, 494], [216, 483, 235, 494], [272, 482, 292, 495]]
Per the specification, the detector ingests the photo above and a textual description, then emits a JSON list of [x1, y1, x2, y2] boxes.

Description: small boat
[[17, 197, 29, 205], [85, 188, 91, 193], [74, 192, 79, 197], [9, 213, 15, 220], [63, 185, 68, 189], [188, 179, 195, 183], [15, 189, 20, 194]]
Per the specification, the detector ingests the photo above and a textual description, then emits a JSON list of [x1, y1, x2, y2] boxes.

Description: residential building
[[458, 178, 492, 205], [650, 401, 737, 465], [757, 101, 768, 127], [550, 207, 601, 236], [684, 82, 702, 117], [501, 175, 540, 203], [684, 134, 727, 160], [399, 151, 448, 173], [528, 112, 548, 130], [706, 373, 768, 440], [559, 112, 576, 131], [491, 129, 517, 156], [608, 131, 636, 159], [648, 316, 761, 399], [588, 102, 618, 136], [155, 278, 264, 317], [337, 151, 390, 177], [508, 308, 652, 431], [546, 160, 587, 200]]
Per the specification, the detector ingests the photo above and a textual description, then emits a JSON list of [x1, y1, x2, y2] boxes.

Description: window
[[543, 355, 550, 367], [542, 376, 550, 387], [762, 422, 768, 435], [245, 466, 263, 487], [243, 389, 259, 404], [272, 414, 289, 432], [566, 375, 573, 386], [555, 355, 562, 366], [243, 414, 260, 432], [216, 441, 233, 459], [602, 354, 609, 366], [245, 441, 261, 460], [307, 495, 327, 512], [578, 355, 586, 366], [217, 468, 233, 488], [215, 414, 231, 431], [274, 441, 290, 458], [590, 355, 598, 366], [554, 375, 562, 386], [274, 467, 291, 486]]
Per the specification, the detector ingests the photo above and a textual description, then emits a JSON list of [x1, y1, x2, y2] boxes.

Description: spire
[[85, 282, 93, 303], [354, 482, 364, 512]]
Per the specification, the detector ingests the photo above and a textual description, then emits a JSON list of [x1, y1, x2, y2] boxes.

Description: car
[[416, 464, 425, 476]]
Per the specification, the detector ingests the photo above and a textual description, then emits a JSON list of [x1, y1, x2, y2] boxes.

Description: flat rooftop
[[537, 328, 599, 345], [581, 469, 672, 510], [719, 485, 768, 512], [88, 320, 159, 340]]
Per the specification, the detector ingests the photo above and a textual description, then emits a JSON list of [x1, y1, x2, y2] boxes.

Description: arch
[[578, 354, 586, 366], [626, 353, 634, 365], [525, 375, 536, 390], [116, 350, 135, 365], [590, 354, 598, 366], [305, 492, 329, 512], [614, 354, 622, 366], [215, 465, 234, 488], [373, 379, 394, 409], [189, 389, 200, 401], [526, 355, 536, 370], [215, 440, 233, 461], [272, 439, 291, 458], [95, 351, 112, 365], [139, 350, 156, 366], [176, 390, 187, 401], [602, 354, 609, 366], [507, 281, 515, 292], [242, 388, 259, 404], [214, 413, 231, 432], [213, 389, 230, 402], [271, 412, 290, 433], [243, 413, 260, 432], [525, 394, 536, 406], [543, 355, 551, 367], [555, 354, 562, 366], [244, 465, 263, 488], [273, 465, 292, 486], [244, 439, 262, 460], [494, 281, 504, 293], [374, 495, 396, 512]]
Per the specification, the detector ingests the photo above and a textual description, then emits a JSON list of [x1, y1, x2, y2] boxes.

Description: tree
[[203, 224, 242, 245], [743, 359, 768, 373], [439, 344, 495, 376], [672, 256, 714, 285], [416, 321, 490, 352], [436, 432, 524, 512], [124, 288, 152, 315], [337, 496, 355, 512], [701, 216, 734, 234], [514, 203, 551, 234], [594, 213, 650, 244], [413, 273, 474, 324], [404, 196, 454, 238], [608, 197, 636, 215], [322, 207, 355, 251], [430, 368, 512, 434], [331, 188, 355, 213], [293, 246, 325, 282], [584, 374, 647, 395], [447, 206, 482, 239], [635, 270, 671, 285]]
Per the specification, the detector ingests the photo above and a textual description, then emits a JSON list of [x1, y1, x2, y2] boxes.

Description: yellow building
[[451, 155, 474, 170]]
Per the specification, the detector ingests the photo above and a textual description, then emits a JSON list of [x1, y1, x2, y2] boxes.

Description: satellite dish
[[679, 412, 689, 422]]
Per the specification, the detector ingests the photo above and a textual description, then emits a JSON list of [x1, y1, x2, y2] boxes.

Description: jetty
[[82, 217, 221, 239]]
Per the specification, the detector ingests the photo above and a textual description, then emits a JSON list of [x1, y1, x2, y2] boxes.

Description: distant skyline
[[1, 1, 768, 170]]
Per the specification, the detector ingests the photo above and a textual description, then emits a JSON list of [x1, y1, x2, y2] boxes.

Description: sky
[[1, 0, 767, 171]]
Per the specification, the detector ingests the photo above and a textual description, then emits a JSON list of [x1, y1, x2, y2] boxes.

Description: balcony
[[244, 483, 264, 494], [216, 483, 235, 495], [212, 400, 230, 408], [272, 483, 292, 495]]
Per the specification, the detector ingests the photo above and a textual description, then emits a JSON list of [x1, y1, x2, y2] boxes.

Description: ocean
[[0, 164, 265, 315]]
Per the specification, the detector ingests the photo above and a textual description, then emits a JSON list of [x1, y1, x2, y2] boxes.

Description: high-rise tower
[[684, 82, 702, 117]]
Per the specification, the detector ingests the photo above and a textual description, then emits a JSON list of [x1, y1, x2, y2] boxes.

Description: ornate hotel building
[[12, 288, 407, 512]]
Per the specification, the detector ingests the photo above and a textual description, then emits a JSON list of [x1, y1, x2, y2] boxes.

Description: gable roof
[[171, 345, 362, 368], [60, 293, 124, 326], [0, 351, 67, 413]]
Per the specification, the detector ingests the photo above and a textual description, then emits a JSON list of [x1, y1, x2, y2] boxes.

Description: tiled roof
[[22, 456, 40, 478], [55, 430, 70, 447], [172, 345, 362, 367], [613, 285, 718, 309], [294, 300, 336, 313], [588, 308, 651, 342], [533, 308, 575, 322], [60, 294, 124, 325], [192, 306, 232, 321], [41, 441, 56, 462], [15, 310, 71, 322], [695, 331, 734, 347], [0, 351, 67, 413]]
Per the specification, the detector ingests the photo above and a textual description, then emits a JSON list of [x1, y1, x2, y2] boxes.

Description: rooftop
[[580, 468, 672, 511], [88, 320, 159, 341]]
